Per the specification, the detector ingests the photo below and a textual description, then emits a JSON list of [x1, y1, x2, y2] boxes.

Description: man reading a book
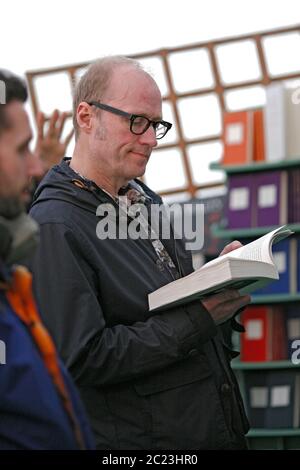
[[29, 56, 251, 450]]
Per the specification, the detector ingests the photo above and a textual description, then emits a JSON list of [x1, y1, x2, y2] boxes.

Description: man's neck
[[69, 158, 127, 198]]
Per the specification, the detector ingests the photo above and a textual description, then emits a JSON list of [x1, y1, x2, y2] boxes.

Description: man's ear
[[76, 102, 93, 134]]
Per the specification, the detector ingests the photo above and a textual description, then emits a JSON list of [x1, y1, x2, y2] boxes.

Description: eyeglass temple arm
[[88, 101, 131, 119]]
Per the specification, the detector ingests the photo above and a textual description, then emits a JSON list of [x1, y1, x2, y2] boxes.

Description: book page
[[201, 236, 271, 268], [229, 233, 273, 263], [201, 226, 291, 270], [225, 226, 291, 263]]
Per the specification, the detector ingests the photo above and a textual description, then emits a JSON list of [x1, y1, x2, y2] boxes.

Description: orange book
[[222, 111, 253, 165], [253, 109, 265, 162]]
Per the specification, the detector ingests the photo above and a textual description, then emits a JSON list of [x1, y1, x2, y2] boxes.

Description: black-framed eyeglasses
[[88, 101, 172, 140]]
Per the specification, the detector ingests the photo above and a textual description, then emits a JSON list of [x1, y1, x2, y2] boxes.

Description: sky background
[[1, 0, 299, 196], [1, 0, 298, 76]]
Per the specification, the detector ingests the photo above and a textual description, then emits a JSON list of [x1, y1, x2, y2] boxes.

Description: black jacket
[[30, 159, 249, 450]]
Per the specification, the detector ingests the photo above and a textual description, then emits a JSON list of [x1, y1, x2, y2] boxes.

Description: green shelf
[[210, 159, 300, 174], [251, 293, 300, 304], [212, 223, 300, 239], [247, 428, 300, 437], [211, 157, 300, 449], [232, 360, 300, 370]]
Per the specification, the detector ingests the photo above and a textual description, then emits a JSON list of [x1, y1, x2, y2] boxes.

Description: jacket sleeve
[[30, 222, 217, 387]]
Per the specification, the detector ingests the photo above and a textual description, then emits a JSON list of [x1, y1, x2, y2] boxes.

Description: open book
[[148, 225, 293, 312]]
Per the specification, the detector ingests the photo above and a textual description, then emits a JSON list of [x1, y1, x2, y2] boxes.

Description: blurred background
[[1, 0, 299, 198]]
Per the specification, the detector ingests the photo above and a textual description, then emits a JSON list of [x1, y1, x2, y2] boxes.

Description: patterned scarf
[[119, 181, 180, 279]]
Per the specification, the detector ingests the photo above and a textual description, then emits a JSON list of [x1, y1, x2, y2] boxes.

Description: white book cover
[[286, 86, 300, 160], [264, 83, 286, 162]]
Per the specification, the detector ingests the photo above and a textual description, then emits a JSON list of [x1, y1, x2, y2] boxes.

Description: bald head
[[73, 56, 155, 139]]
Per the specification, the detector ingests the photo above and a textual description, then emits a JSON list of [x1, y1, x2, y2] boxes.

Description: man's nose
[[138, 125, 158, 148]]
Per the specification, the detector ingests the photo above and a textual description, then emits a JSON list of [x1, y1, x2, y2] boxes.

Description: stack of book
[[240, 304, 300, 362], [226, 170, 288, 229], [240, 306, 287, 362], [221, 83, 300, 166], [245, 370, 300, 428]]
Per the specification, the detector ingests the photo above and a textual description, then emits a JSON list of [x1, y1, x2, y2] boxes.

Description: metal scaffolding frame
[[26, 24, 300, 197]]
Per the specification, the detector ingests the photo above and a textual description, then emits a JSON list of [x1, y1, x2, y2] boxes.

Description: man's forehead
[[103, 69, 162, 119], [107, 66, 161, 100], [3, 101, 32, 143]]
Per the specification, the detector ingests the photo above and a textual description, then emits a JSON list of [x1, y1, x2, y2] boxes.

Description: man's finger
[[57, 112, 68, 139], [219, 240, 243, 256], [223, 294, 251, 312], [206, 289, 241, 303], [47, 109, 59, 136], [36, 111, 45, 141]]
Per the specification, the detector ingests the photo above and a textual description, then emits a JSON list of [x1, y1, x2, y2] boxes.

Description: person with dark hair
[[0, 70, 74, 210], [0, 69, 94, 449], [30, 56, 250, 450]]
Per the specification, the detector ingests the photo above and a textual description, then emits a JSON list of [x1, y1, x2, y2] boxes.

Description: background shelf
[[247, 428, 300, 437], [251, 294, 300, 304], [212, 223, 300, 239], [232, 360, 299, 370], [210, 159, 300, 174]]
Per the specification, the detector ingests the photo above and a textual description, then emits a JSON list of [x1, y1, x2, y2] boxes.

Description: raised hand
[[34, 110, 74, 174]]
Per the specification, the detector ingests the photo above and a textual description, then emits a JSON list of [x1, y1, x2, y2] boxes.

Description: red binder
[[241, 306, 286, 362]]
